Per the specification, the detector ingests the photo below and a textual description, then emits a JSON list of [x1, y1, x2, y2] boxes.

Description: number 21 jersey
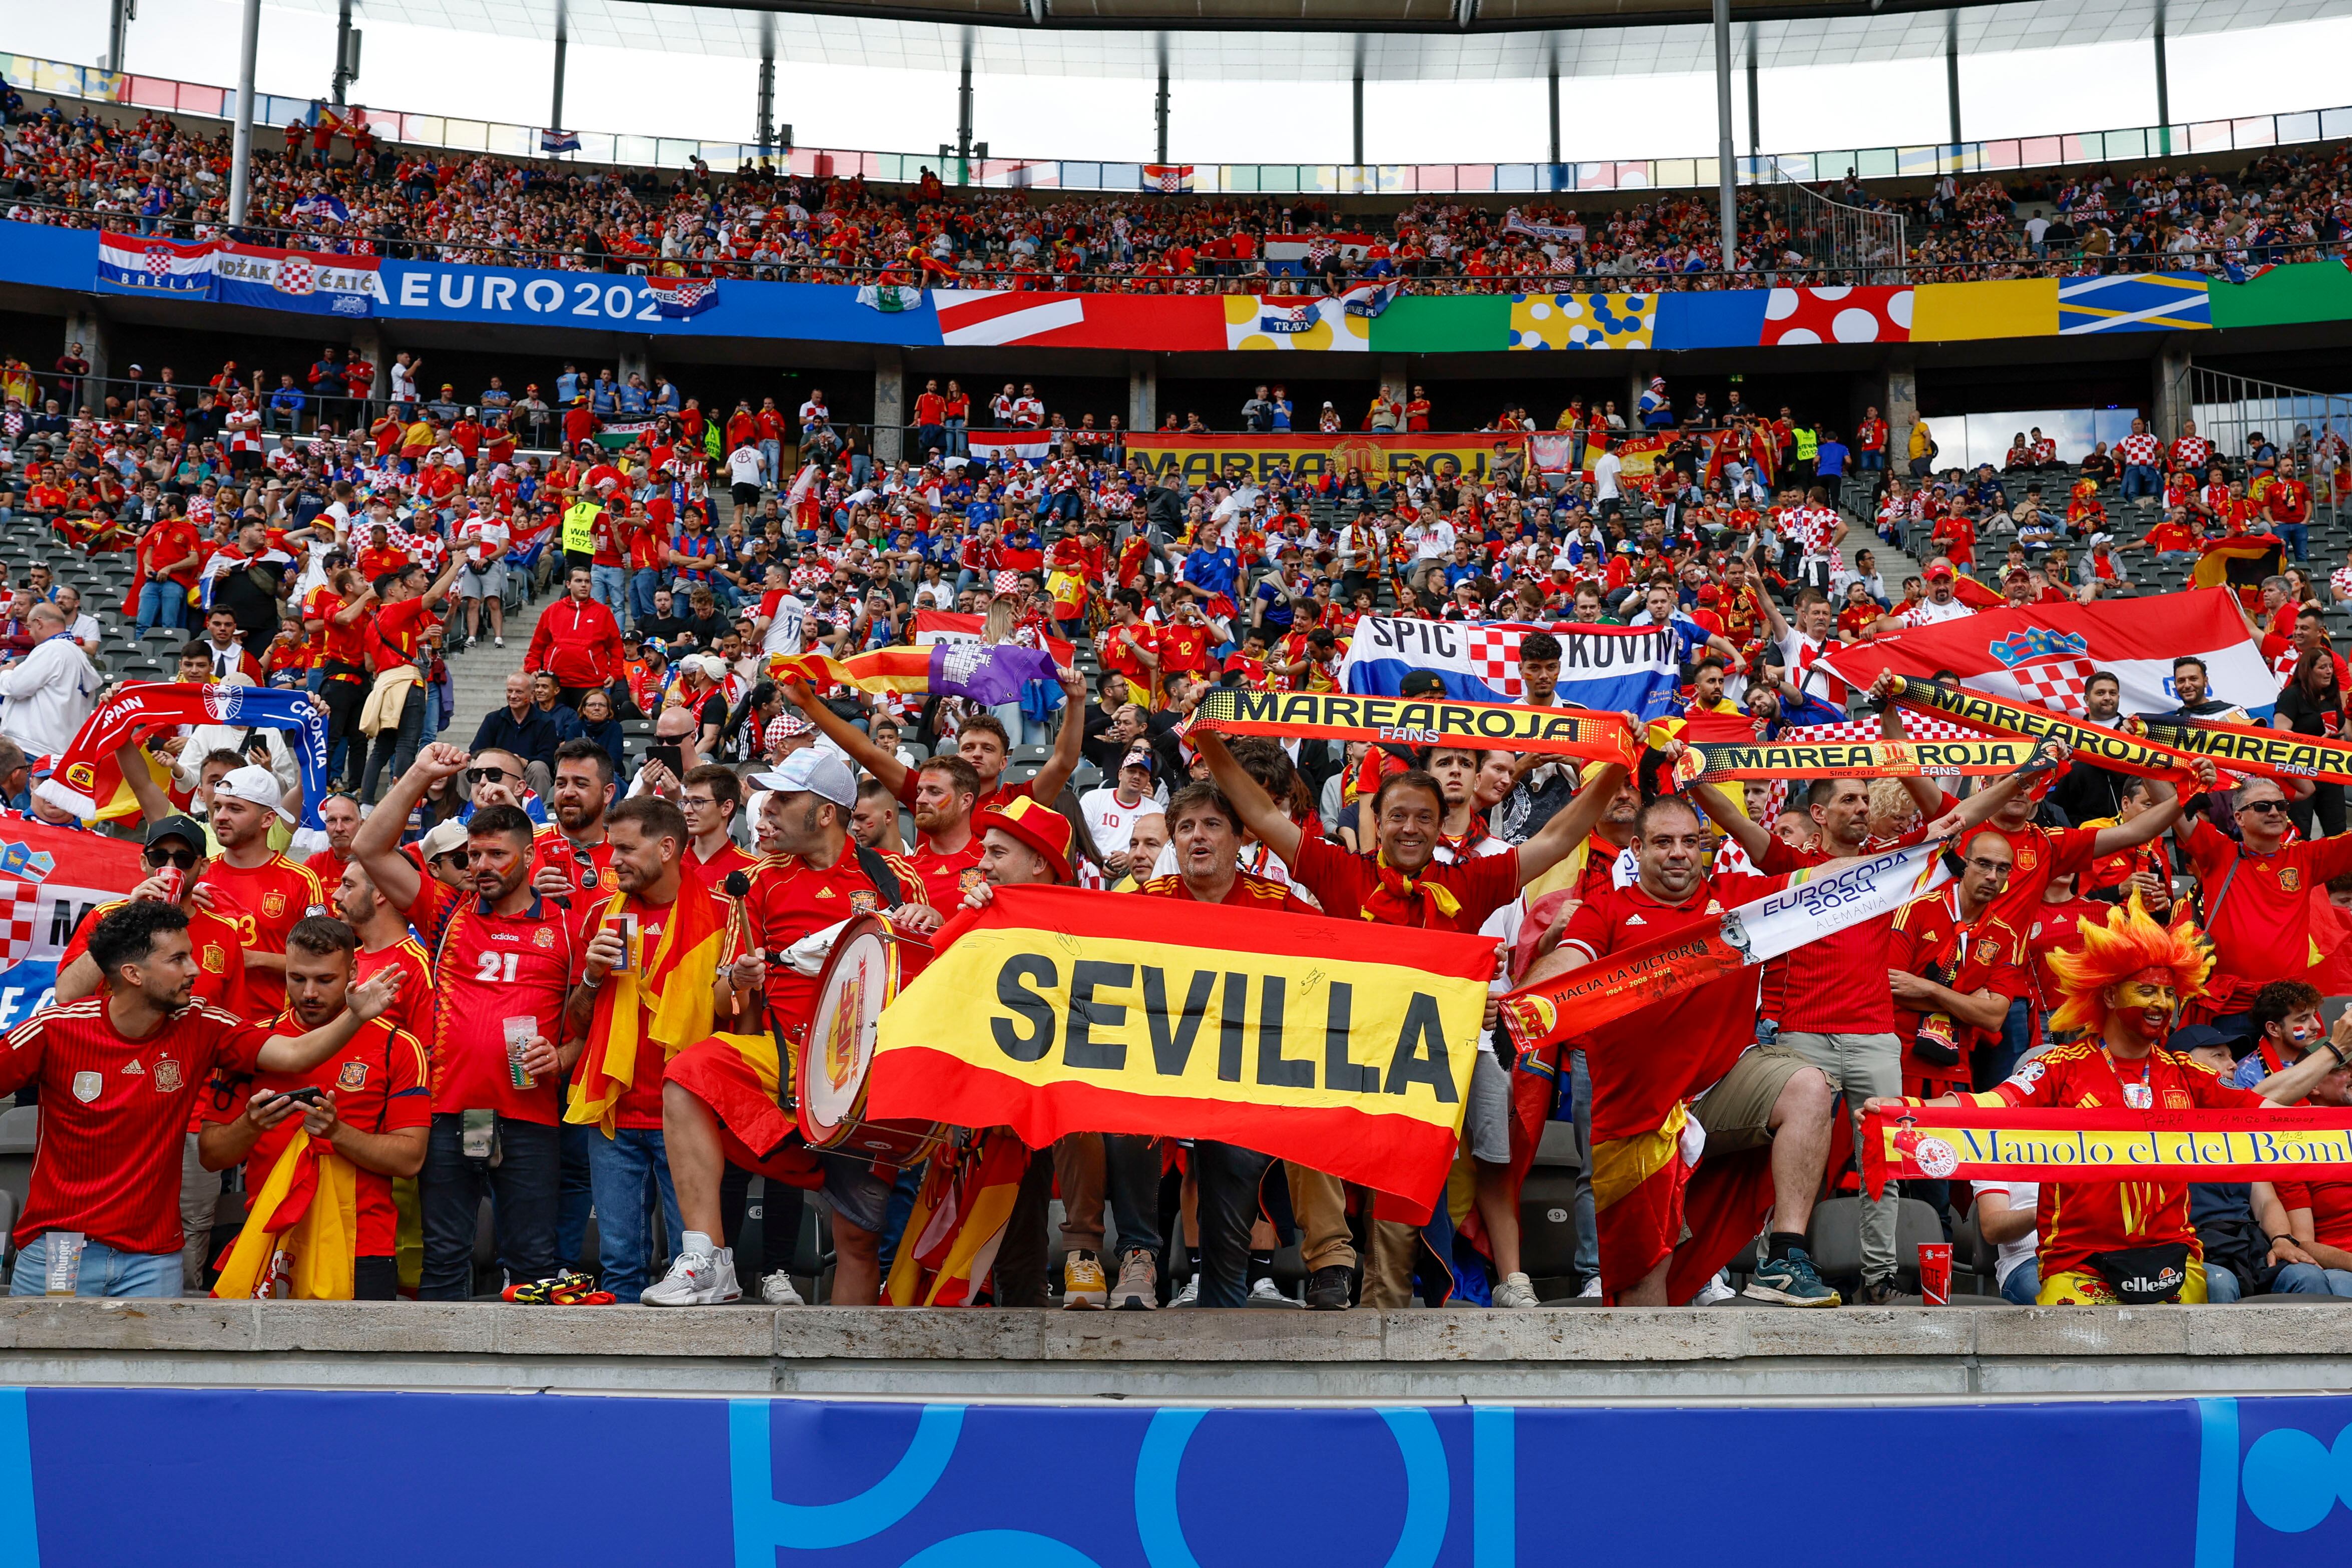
[[407, 881, 587, 1124]]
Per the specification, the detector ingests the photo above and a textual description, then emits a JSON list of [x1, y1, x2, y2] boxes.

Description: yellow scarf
[[212, 1129, 359, 1301], [566, 886, 724, 1136]]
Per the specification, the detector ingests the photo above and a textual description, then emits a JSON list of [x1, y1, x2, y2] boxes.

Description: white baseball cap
[[215, 763, 293, 824], [750, 748, 856, 807]]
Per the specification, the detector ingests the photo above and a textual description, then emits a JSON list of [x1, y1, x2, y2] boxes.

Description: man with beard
[[197, 917, 430, 1300], [530, 737, 617, 901], [897, 755, 986, 908], [1871, 898, 2349, 1304], [562, 797, 726, 1302], [649, 751, 936, 1307], [352, 746, 586, 1302]]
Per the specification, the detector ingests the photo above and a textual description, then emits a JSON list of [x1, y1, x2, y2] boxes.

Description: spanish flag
[[567, 886, 726, 1135], [212, 1129, 359, 1301], [885, 1129, 1031, 1308], [870, 884, 1493, 1209]]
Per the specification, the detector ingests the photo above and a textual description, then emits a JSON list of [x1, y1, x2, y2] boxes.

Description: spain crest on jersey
[[262, 892, 287, 919], [2280, 867, 2302, 893], [202, 944, 224, 974], [338, 1060, 369, 1091], [533, 928, 555, 949], [849, 889, 879, 915]]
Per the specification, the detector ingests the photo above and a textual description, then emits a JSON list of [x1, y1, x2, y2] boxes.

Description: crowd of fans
[[6, 80, 2352, 295], [0, 314, 2347, 1313]]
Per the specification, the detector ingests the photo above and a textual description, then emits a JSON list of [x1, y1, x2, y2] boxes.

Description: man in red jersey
[[357, 555, 463, 803], [1517, 793, 1848, 1308], [677, 764, 758, 889], [897, 755, 986, 908], [560, 796, 727, 1301], [529, 737, 617, 901], [1871, 898, 2348, 1304], [2176, 773, 2352, 1037], [194, 764, 328, 1018], [352, 745, 588, 1301], [1683, 711, 2010, 1303], [2, 900, 401, 1297], [652, 749, 936, 1307], [1131, 781, 1323, 1311], [197, 917, 429, 1299], [1950, 753, 2207, 1086], [304, 792, 362, 897], [332, 858, 434, 1042]]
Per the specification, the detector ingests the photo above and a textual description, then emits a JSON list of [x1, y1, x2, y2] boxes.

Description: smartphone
[[277, 1085, 325, 1106], [648, 742, 684, 776]]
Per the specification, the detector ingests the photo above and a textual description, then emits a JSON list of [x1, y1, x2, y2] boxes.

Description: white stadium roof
[[269, 0, 2352, 80]]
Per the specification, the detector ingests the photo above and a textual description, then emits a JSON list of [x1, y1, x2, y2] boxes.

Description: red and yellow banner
[[1128, 431, 1533, 489], [869, 884, 1493, 1207], [1190, 686, 1640, 764], [1674, 735, 2036, 783], [2129, 712, 2352, 787], [1860, 1104, 2352, 1199]]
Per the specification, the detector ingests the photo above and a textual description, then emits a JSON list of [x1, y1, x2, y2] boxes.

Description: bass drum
[[796, 914, 946, 1167]]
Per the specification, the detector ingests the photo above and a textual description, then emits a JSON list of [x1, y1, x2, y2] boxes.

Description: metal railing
[[2183, 364, 2352, 526], [9, 47, 2352, 196]]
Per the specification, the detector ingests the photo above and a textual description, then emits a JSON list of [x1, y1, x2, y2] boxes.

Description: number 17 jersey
[[406, 880, 587, 1124]]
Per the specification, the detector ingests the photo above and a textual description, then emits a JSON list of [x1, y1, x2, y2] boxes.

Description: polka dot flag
[[1508, 292, 1656, 350]]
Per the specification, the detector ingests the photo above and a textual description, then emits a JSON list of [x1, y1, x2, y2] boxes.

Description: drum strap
[[854, 845, 905, 910]]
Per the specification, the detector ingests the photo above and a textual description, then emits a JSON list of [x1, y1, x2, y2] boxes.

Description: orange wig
[[2046, 894, 2215, 1037]]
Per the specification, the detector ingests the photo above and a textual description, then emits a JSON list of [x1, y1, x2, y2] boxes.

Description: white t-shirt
[[759, 589, 808, 656], [457, 515, 511, 568], [1971, 1180, 2039, 1289], [1592, 451, 1623, 501], [1899, 596, 1976, 628], [1078, 785, 1159, 858], [728, 447, 764, 486], [389, 362, 419, 403]]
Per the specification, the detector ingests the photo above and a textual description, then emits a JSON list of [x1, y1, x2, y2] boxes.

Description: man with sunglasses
[[2178, 775, 2352, 1039], [470, 671, 560, 797], [459, 749, 546, 827], [351, 744, 587, 1301]]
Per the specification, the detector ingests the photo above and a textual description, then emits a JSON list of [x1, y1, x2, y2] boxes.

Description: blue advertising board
[[2, 1386, 2348, 1565]]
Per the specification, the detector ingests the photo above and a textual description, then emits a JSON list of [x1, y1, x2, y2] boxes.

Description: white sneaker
[[1577, 1277, 1604, 1299], [1691, 1271, 1737, 1307], [641, 1248, 740, 1306], [1170, 1275, 1199, 1307], [1248, 1276, 1299, 1307], [494, 636, 505, 648], [759, 1269, 804, 1306], [1492, 1271, 1540, 1309]]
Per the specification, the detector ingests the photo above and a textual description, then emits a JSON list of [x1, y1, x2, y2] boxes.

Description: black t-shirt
[[637, 613, 689, 647], [2276, 680, 2343, 738]]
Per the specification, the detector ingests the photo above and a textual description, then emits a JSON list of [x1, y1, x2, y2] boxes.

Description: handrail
[[10, 198, 2342, 293], [7, 46, 2352, 198]]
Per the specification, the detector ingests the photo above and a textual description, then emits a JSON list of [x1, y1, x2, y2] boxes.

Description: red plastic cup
[[1917, 1241, 1953, 1305], [154, 866, 185, 905]]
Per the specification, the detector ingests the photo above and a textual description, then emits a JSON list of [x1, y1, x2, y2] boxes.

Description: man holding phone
[[197, 917, 430, 1300]]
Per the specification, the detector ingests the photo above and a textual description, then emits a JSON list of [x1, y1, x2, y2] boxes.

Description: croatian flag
[[1337, 616, 1686, 721], [1821, 590, 2275, 721], [1340, 279, 1399, 318], [966, 434, 1053, 464], [212, 242, 383, 318], [96, 232, 217, 298], [647, 276, 719, 318], [290, 194, 349, 223], [542, 128, 582, 154], [1142, 164, 1194, 194]]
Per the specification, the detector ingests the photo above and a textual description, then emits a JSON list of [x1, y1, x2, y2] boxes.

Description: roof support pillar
[[757, 13, 775, 157], [1945, 11, 1962, 149], [550, 1, 568, 136], [1745, 26, 1758, 159], [957, 53, 974, 185], [1352, 69, 1364, 167], [1712, 0, 1737, 274], [2153, 2, 2171, 154], [228, 0, 261, 228], [1155, 59, 1169, 164], [1547, 63, 1560, 167]]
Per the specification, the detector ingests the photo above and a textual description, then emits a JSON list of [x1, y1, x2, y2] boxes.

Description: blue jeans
[[591, 563, 627, 618], [586, 1127, 682, 1300], [1856, 450, 1885, 471], [360, 682, 427, 804], [1570, 1048, 1598, 1282], [420, 1112, 562, 1299], [1999, 1258, 2040, 1304], [557, 1120, 597, 1270], [628, 570, 663, 625], [135, 578, 187, 637], [945, 417, 968, 457], [2273, 1262, 2352, 1297], [2121, 464, 2159, 500], [2274, 521, 2307, 561], [2209, 1264, 2243, 1303], [9, 1234, 182, 1297], [758, 439, 780, 487], [1973, 996, 2032, 1092]]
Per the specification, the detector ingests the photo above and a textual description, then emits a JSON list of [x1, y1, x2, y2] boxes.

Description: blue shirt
[[555, 371, 583, 406], [1815, 441, 1849, 478], [1184, 546, 1238, 599]]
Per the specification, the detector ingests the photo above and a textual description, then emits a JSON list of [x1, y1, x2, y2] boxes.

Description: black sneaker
[[1853, 1278, 1920, 1306], [1303, 1264, 1352, 1311]]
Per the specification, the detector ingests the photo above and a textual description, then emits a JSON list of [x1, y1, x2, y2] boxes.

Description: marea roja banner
[[1189, 686, 1641, 764]]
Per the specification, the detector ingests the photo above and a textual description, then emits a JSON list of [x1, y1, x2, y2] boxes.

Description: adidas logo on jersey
[[1624, 914, 1646, 926]]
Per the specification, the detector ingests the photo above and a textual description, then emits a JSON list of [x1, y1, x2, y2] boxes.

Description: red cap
[[975, 795, 1073, 883]]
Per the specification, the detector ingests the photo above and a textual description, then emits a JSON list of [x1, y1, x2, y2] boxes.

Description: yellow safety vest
[[562, 502, 601, 555], [1793, 427, 1819, 461]]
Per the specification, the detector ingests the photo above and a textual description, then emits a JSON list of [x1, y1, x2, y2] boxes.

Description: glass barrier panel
[[1495, 163, 1537, 191], [1574, 162, 1611, 191], [2021, 136, 2060, 167], [1855, 148, 1897, 179], [2189, 119, 2232, 152], [1984, 139, 2021, 169], [2105, 128, 2147, 160], [443, 117, 490, 152], [2232, 116, 2275, 150], [1613, 161, 1651, 188], [576, 132, 617, 164], [405, 115, 446, 147], [1657, 158, 1697, 188], [2324, 108, 2352, 140], [2278, 112, 2319, 145]]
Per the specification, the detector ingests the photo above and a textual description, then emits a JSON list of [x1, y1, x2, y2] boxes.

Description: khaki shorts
[[1692, 1043, 1812, 1157]]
